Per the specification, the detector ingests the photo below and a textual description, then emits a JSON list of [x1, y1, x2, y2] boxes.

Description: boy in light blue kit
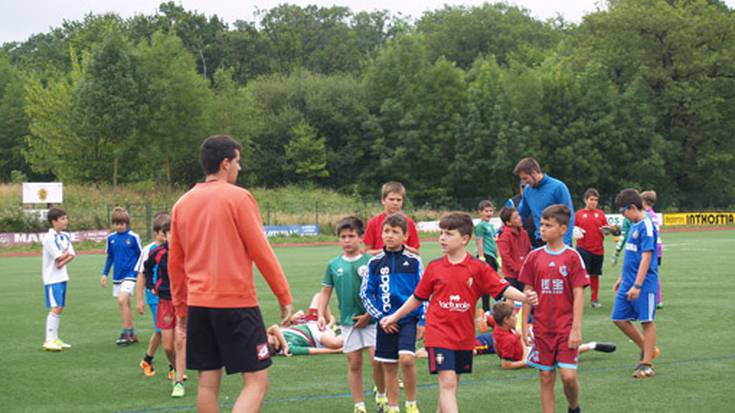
[[360, 213, 424, 413], [100, 207, 142, 345], [611, 189, 661, 378]]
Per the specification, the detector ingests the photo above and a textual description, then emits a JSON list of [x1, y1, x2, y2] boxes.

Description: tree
[[0, 52, 31, 180], [284, 121, 329, 181], [74, 30, 142, 187]]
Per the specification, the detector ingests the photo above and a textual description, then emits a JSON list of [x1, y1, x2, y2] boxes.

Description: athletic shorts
[[577, 248, 603, 276], [112, 280, 135, 297], [148, 301, 161, 333], [304, 322, 325, 348], [186, 306, 271, 374], [45, 281, 67, 308], [527, 332, 579, 371], [505, 276, 525, 292], [427, 347, 473, 375], [375, 320, 417, 363], [156, 299, 176, 330], [611, 289, 657, 323], [342, 323, 377, 353]]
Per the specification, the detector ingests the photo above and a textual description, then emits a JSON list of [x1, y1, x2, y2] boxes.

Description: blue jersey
[[518, 175, 575, 245], [360, 248, 425, 324], [102, 230, 142, 283], [620, 217, 659, 292]]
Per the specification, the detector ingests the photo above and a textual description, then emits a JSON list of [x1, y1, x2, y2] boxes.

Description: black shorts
[[375, 320, 418, 362], [577, 248, 603, 276], [186, 306, 272, 374], [505, 276, 525, 292], [483, 255, 499, 271], [427, 347, 473, 375]]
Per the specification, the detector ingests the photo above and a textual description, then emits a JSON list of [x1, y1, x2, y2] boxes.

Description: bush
[[0, 206, 47, 232]]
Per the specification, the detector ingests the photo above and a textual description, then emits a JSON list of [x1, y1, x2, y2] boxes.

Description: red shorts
[[527, 332, 579, 371], [156, 299, 176, 330]]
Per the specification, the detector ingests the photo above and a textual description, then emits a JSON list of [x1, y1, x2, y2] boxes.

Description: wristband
[[633, 283, 642, 289]]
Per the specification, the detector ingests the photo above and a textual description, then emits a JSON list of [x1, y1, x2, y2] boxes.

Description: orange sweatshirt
[[168, 180, 292, 317]]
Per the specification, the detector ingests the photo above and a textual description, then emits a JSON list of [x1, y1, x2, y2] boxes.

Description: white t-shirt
[[135, 242, 157, 273], [42, 228, 75, 285]]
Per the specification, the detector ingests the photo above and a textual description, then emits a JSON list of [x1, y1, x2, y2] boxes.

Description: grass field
[[1, 230, 733, 412]]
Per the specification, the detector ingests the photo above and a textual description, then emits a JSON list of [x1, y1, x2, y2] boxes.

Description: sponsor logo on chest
[[438, 293, 471, 312]]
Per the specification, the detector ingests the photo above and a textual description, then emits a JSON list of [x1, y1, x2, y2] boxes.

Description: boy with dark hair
[[101, 207, 142, 345], [574, 188, 612, 309], [41, 208, 76, 351], [641, 190, 663, 308], [140, 219, 187, 397], [492, 302, 615, 371], [135, 212, 170, 377], [364, 181, 420, 255], [497, 206, 532, 293], [519, 204, 589, 413], [318, 216, 386, 413], [611, 189, 661, 378], [513, 157, 575, 247], [381, 212, 537, 413], [169, 135, 293, 412], [474, 200, 498, 332], [361, 213, 423, 413]]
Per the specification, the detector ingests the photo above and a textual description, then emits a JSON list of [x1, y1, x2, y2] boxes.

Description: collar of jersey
[[543, 245, 569, 256]]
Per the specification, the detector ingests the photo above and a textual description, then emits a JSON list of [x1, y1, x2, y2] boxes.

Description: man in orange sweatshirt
[[169, 135, 293, 413]]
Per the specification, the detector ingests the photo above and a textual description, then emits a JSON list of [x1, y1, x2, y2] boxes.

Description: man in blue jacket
[[513, 157, 575, 246]]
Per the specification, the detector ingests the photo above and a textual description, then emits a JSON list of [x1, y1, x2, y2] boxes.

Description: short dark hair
[[615, 188, 643, 210], [477, 200, 494, 210], [200, 135, 242, 175], [641, 190, 657, 207], [47, 208, 66, 225], [541, 204, 571, 227], [383, 213, 408, 234], [513, 157, 541, 175], [336, 216, 364, 236], [152, 212, 171, 233], [584, 188, 600, 200], [499, 207, 515, 224], [381, 181, 406, 200], [492, 301, 515, 326], [111, 207, 130, 225], [439, 212, 474, 238]]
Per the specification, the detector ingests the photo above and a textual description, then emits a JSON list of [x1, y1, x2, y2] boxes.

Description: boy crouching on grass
[[381, 212, 538, 413], [519, 205, 588, 413], [318, 216, 386, 413]]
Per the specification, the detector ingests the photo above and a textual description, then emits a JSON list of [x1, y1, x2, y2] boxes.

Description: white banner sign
[[22, 182, 63, 204]]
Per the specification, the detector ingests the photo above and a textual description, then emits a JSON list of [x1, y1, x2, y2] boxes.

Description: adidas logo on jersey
[[380, 267, 391, 312]]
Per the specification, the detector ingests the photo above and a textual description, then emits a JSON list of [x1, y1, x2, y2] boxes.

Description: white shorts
[[342, 323, 377, 353], [113, 280, 136, 298], [304, 322, 324, 348]]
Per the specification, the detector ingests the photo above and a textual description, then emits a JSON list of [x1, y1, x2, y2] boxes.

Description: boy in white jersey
[[42, 208, 76, 351]]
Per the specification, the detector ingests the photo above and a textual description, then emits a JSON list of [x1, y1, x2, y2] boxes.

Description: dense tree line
[[1, 0, 733, 209]]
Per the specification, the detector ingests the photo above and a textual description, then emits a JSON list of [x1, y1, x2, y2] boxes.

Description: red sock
[[590, 276, 600, 302]]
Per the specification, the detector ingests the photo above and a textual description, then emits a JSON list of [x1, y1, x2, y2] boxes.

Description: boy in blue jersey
[[360, 213, 424, 413], [135, 213, 170, 376], [100, 207, 142, 345], [611, 189, 660, 378]]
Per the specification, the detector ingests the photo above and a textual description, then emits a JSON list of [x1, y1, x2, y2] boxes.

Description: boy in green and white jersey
[[318, 216, 387, 413]]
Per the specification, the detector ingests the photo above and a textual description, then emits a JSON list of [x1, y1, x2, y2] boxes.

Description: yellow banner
[[664, 212, 735, 226]]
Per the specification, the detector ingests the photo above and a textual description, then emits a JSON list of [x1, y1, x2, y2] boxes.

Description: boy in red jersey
[[573, 188, 613, 308], [520, 204, 589, 413], [380, 212, 537, 413], [364, 182, 420, 255]]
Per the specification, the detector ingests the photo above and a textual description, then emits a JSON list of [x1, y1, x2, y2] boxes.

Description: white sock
[[405, 400, 416, 407], [588, 341, 597, 350], [376, 392, 386, 400], [354, 401, 365, 409], [46, 312, 60, 342]]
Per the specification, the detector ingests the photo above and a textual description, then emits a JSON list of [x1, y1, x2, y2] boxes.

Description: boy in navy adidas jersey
[[519, 204, 589, 413], [381, 212, 536, 413], [360, 213, 424, 413], [100, 207, 142, 345], [612, 189, 660, 379]]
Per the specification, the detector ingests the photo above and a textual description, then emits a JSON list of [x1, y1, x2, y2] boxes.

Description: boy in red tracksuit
[[497, 206, 532, 292]]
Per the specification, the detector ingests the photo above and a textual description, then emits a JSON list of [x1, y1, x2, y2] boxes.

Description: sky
[[2, 1, 734, 44], [0, 1, 610, 44]]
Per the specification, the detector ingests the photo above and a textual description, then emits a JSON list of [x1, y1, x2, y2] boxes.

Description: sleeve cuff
[[494, 284, 511, 301], [413, 293, 430, 302]]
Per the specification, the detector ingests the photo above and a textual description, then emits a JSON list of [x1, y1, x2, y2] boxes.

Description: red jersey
[[496, 226, 532, 279], [414, 254, 509, 350], [518, 246, 589, 334], [493, 327, 524, 361], [364, 212, 420, 251], [574, 208, 608, 255]]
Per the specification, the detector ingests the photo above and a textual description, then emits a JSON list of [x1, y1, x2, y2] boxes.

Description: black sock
[[568, 407, 581, 413], [144, 354, 154, 363]]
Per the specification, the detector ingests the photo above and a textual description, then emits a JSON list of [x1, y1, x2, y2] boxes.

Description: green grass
[[1, 231, 734, 412]]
